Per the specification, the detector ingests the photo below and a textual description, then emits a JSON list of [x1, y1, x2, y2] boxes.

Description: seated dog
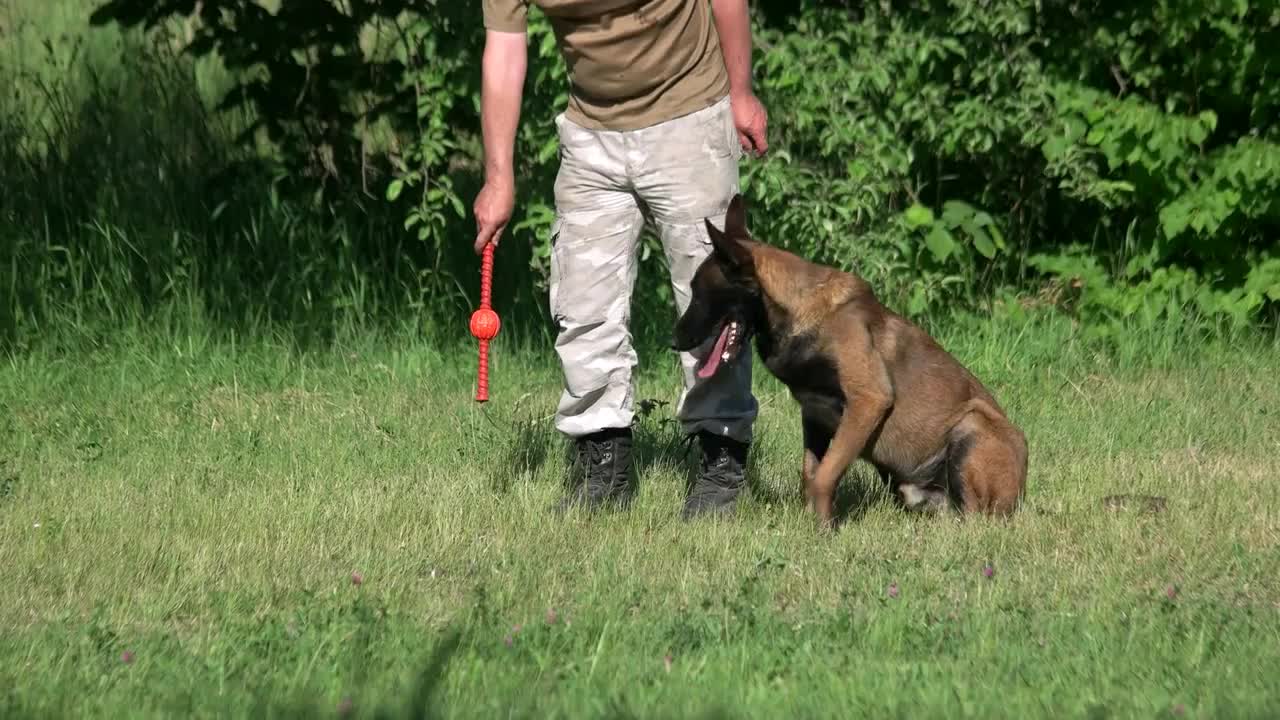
[[673, 194, 1028, 527]]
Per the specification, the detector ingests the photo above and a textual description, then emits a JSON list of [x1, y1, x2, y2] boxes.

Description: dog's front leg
[[810, 396, 890, 527], [809, 336, 893, 528], [800, 415, 830, 511]]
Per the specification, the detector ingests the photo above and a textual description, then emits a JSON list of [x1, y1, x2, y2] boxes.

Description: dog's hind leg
[[889, 448, 950, 514], [948, 400, 1028, 516], [897, 483, 950, 514]]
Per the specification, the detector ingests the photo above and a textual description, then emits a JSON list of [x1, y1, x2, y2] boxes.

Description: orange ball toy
[[469, 308, 500, 340], [471, 244, 500, 402]]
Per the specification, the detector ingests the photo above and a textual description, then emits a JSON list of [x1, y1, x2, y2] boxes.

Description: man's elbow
[[483, 32, 526, 87], [484, 30, 528, 64], [710, 0, 748, 19]]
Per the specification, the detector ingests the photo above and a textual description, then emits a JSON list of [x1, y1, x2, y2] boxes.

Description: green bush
[[3, 0, 1277, 352]]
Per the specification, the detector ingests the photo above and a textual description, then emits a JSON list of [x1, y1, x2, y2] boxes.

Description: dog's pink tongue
[[697, 324, 733, 379]]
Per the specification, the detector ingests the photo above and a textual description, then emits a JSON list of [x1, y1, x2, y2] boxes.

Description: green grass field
[[3, 321, 1279, 719], [3, 0, 1279, 715]]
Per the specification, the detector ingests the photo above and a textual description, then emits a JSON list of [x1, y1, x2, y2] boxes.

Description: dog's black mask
[[671, 194, 760, 379]]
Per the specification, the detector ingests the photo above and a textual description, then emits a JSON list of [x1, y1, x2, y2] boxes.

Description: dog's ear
[[724, 194, 748, 238], [705, 216, 754, 274]]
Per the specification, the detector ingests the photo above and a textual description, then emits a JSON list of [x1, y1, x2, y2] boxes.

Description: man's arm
[[710, 0, 768, 155], [710, 0, 754, 98], [480, 30, 527, 187], [474, 29, 528, 254]]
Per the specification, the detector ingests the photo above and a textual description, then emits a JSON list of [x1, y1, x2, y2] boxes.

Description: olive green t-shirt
[[482, 0, 730, 131]]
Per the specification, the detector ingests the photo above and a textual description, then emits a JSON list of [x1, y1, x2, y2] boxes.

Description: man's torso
[[483, 0, 730, 131]]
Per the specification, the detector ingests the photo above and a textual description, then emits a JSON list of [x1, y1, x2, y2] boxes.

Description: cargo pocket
[[700, 99, 741, 162], [549, 221, 635, 400]]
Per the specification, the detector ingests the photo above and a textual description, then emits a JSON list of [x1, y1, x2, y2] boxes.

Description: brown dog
[[673, 194, 1027, 527]]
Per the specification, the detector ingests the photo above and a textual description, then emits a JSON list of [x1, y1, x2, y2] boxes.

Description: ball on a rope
[[470, 308, 501, 341]]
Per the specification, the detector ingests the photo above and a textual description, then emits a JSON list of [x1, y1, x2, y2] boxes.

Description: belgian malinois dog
[[673, 194, 1027, 527]]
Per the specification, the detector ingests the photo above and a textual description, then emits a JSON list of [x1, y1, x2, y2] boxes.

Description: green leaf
[[1063, 116, 1087, 144], [903, 203, 935, 229], [538, 137, 559, 163], [1198, 110, 1218, 133], [1159, 204, 1190, 239], [907, 288, 928, 316], [988, 222, 1007, 251], [941, 200, 974, 228], [970, 226, 997, 259], [386, 179, 405, 202], [1042, 136, 1068, 161], [925, 225, 956, 262]]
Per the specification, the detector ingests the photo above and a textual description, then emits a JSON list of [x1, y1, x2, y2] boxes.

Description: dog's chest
[[759, 332, 846, 425]]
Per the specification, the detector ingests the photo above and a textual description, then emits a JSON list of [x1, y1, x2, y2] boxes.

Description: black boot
[[682, 431, 749, 519], [553, 427, 634, 514]]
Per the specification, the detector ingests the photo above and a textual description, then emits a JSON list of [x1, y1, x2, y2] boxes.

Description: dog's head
[[672, 193, 762, 379]]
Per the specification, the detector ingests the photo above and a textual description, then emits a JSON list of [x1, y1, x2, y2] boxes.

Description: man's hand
[[731, 92, 768, 156], [711, 0, 767, 157], [474, 175, 515, 254]]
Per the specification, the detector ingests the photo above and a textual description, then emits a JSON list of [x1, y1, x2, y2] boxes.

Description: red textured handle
[[480, 243, 494, 308], [475, 243, 496, 403], [476, 339, 490, 402]]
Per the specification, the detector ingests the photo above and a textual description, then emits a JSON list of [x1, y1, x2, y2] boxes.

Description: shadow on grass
[[240, 626, 463, 719], [481, 392, 901, 527], [488, 419, 555, 495], [833, 468, 894, 527], [740, 431, 890, 526], [481, 393, 895, 527], [395, 628, 464, 720], [483, 396, 700, 500]]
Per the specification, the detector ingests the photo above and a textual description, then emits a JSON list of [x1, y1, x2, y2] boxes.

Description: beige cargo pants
[[548, 95, 758, 444]]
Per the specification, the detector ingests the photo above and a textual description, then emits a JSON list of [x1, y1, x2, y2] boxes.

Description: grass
[[2, 3, 1279, 717], [2, 318, 1279, 719]]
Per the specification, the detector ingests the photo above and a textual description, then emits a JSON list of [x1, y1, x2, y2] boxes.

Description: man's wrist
[[484, 165, 515, 187]]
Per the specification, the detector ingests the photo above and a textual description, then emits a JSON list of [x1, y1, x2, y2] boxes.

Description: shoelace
[[587, 439, 618, 470], [580, 438, 626, 496], [697, 444, 742, 490]]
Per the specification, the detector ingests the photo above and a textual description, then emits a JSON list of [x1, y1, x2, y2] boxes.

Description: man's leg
[[548, 114, 646, 512], [631, 97, 759, 518]]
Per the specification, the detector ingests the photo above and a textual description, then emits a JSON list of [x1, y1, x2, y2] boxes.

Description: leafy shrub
[[5, 0, 1277, 349]]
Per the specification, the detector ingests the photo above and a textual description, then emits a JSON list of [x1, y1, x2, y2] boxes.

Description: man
[[474, 0, 769, 519]]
